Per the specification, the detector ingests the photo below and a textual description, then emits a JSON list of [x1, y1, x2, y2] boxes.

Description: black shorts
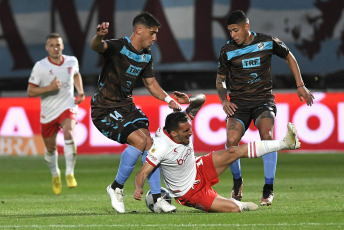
[[91, 104, 149, 144], [229, 98, 277, 132]]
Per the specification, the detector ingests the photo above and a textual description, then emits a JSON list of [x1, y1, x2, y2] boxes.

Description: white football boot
[[242, 202, 259, 211], [153, 197, 177, 213], [106, 185, 125, 213], [282, 122, 301, 150]]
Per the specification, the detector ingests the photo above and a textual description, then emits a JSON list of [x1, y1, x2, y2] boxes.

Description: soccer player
[[90, 12, 180, 213], [134, 92, 300, 213], [27, 33, 85, 195], [216, 10, 314, 205]]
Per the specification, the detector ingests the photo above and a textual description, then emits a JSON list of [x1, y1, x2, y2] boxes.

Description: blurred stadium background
[[0, 0, 343, 155]]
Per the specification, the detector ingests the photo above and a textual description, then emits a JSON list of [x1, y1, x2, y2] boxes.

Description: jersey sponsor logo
[[247, 72, 261, 84], [126, 65, 142, 77], [242, 57, 260, 68], [121, 80, 132, 93], [176, 147, 192, 165]]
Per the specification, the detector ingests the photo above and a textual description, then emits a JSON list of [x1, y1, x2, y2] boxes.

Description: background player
[[216, 10, 314, 205], [134, 92, 301, 212], [27, 33, 85, 195], [90, 12, 180, 213]]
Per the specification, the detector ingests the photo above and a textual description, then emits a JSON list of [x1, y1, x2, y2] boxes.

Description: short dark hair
[[165, 112, 189, 133], [133, 12, 161, 28], [46, 33, 62, 41], [226, 10, 249, 25]]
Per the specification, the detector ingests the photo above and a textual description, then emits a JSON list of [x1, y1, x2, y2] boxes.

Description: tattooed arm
[[173, 91, 205, 119]]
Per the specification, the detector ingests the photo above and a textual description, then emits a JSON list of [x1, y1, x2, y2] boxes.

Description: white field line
[[1, 222, 344, 228]]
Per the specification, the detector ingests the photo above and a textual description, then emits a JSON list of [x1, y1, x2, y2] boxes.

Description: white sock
[[64, 139, 76, 175], [248, 140, 285, 158], [229, 198, 243, 211], [44, 149, 59, 177]]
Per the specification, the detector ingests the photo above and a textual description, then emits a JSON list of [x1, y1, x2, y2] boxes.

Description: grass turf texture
[[0, 153, 343, 229]]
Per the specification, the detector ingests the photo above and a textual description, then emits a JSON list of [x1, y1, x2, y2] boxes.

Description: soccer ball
[[145, 187, 172, 212]]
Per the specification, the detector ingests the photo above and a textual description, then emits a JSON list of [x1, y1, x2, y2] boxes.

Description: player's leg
[[210, 195, 258, 212], [42, 119, 61, 195], [256, 110, 276, 206], [43, 133, 61, 195], [106, 130, 148, 213], [226, 117, 244, 200], [91, 107, 148, 213], [113, 129, 147, 187], [60, 117, 77, 188], [212, 122, 300, 177]]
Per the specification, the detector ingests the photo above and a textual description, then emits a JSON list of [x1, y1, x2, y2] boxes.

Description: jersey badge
[[68, 67, 73, 74], [257, 42, 265, 50], [151, 148, 156, 153]]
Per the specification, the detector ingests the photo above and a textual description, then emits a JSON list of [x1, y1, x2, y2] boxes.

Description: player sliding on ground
[[134, 92, 300, 212]]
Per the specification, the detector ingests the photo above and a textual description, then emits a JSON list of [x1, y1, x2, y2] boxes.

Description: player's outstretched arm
[[173, 91, 205, 118], [143, 77, 181, 111], [90, 22, 109, 53], [285, 52, 314, 106], [134, 162, 155, 201]]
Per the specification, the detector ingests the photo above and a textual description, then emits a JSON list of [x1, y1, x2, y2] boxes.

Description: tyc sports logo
[[126, 64, 142, 76]]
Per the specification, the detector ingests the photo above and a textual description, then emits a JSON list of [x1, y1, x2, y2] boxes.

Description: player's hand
[[297, 86, 314, 106], [222, 101, 238, 116], [49, 77, 61, 91], [96, 22, 109, 36], [134, 188, 144, 201], [173, 91, 190, 104], [169, 100, 182, 111], [75, 92, 85, 104]]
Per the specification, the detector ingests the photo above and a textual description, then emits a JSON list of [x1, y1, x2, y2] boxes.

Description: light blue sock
[[142, 151, 161, 195], [226, 145, 242, 179], [115, 145, 141, 185], [262, 151, 277, 184]]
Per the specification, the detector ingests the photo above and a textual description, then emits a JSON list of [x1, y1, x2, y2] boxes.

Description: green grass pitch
[[0, 153, 343, 229]]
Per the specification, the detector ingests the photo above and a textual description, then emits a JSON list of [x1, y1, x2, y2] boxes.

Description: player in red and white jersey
[[134, 92, 301, 212], [27, 33, 85, 195]]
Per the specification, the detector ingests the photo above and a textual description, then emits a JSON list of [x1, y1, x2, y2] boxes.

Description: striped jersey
[[217, 32, 289, 101], [28, 55, 79, 123], [91, 37, 155, 109]]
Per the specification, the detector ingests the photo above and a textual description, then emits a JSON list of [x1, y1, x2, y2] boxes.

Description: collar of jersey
[[48, 56, 65, 66], [163, 127, 181, 144], [125, 36, 144, 52]]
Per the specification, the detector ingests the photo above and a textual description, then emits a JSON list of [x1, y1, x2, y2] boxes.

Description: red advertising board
[[0, 92, 343, 155]]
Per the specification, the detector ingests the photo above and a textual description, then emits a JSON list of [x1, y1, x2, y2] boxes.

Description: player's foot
[[242, 202, 258, 211], [260, 188, 274, 206], [66, 174, 77, 188], [52, 170, 62, 195], [231, 178, 243, 201], [153, 197, 177, 213], [283, 122, 301, 150], [106, 185, 125, 213]]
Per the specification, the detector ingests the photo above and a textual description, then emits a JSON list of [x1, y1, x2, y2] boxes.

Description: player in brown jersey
[[90, 12, 180, 213], [216, 10, 314, 206]]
